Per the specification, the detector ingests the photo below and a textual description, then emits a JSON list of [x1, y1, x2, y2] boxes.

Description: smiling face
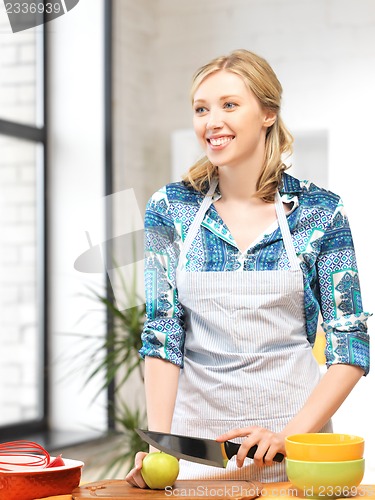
[[193, 70, 276, 172]]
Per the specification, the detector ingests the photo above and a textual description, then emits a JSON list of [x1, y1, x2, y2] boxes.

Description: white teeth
[[209, 136, 233, 146]]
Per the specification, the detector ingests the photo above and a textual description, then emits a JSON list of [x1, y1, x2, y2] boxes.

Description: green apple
[[141, 451, 179, 489]]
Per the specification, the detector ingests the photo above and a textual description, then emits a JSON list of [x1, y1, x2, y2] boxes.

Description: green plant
[[85, 291, 146, 398], [80, 263, 148, 475], [101, 401, 148, 476]]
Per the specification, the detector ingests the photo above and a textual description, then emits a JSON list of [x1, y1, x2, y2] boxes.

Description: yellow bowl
[[285, 433, 364, 461], [286, 458, 365, 499]]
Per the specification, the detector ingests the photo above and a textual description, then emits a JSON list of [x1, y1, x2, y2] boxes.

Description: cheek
[[193, 119, 206, 142]]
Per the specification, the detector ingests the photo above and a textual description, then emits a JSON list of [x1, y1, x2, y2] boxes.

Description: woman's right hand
[[125, 451, 148, 488]]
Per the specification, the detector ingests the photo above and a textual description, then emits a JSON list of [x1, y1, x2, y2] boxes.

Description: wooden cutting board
[[72, 480, 375, 499], [72, 479, 263, 499]]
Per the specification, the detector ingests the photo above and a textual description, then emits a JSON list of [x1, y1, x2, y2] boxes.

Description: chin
[[206, 155, 232, 167]]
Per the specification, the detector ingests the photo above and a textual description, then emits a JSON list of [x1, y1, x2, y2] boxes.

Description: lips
[[207, 136, 235, 147]]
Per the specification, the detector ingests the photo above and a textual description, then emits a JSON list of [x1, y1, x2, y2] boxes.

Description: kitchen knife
[[136, 429, 284, 468]]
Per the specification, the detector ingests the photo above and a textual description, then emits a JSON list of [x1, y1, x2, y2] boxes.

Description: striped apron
[[171, 179, 332, 482]]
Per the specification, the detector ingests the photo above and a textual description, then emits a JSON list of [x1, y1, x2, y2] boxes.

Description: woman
[[126, 49, 370, 486]]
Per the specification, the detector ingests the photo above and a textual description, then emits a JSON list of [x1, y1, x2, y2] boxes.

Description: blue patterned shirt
[[140, 173, 370, 375]]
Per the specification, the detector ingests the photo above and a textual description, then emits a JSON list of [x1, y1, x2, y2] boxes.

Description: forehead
[[193, 70, 249, 101]]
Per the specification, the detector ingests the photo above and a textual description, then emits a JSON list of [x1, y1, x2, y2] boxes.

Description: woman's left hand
[[216, 426, 286, 468]]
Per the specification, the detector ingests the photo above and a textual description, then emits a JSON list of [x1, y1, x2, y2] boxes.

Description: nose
[[205, 109, 224, 130]]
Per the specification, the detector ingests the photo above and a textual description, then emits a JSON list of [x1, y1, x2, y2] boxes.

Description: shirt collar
[[200, 172, 302, 203], [280, 172, 303, 195], [209, 172, 302, 199], [202, 172, 301, 248]]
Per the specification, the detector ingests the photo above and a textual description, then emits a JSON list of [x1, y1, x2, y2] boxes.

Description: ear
[[263, 110, 277, 128]]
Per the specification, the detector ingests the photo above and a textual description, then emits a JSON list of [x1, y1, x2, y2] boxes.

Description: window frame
[[0, 0, 113, 442], [0, 24, 48, 439], [104, 0, 115, 431]]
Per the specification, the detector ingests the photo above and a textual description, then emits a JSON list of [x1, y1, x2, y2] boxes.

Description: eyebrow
[[193, 95, 242, 104]]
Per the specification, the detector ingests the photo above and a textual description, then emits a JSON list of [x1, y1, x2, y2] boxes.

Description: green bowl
[[285, 458, 365, 499]]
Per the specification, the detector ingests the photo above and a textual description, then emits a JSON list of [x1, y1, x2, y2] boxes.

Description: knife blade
[[136, 429, 284, 468]]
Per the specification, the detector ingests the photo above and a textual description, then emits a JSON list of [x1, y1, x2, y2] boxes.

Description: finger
[[125, 469, 138, 486], [216, 427, 257, 442], [126, 477, 137, 487], [127, 476, 147, 489], [125, 468, 138, 482], [235, 438, 259, 468], [125, 453, 148, 488], [236, 443, 251, 468], [134, 452, 147, 470], [133, 472, 148, 489], [125, 468, 148, 489], [234, 434, 268, 468], [252, 442, 271, 468], [263, 445, 283, 466]]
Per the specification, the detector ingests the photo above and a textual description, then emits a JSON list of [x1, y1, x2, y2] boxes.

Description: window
[[0, 4, 46, 436]]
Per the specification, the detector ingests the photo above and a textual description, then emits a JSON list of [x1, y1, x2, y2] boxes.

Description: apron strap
[[178, 179, 299, 271], [178, 178, 218, 271], [275, 191, 300, 270]]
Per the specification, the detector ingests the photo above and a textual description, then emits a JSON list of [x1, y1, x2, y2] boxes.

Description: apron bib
[[172, 179, 331, 482]]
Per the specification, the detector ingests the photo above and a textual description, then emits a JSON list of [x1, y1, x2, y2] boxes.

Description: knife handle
[[224, 441, 284, 463]]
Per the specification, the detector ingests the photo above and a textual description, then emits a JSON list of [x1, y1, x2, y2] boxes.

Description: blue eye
[[195, 106, 207, 114], [224, 102, 237, 109]]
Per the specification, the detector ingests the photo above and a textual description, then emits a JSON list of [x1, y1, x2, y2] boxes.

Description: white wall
[[47, 0, 107, 434], [114, 0, 375, 479], [112, 0, 158, 212]]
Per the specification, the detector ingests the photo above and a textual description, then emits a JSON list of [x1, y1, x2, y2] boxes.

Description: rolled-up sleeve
[[139, 189, 186, 367], [318, 199, 370, 375], [322, 312, 371, 375]]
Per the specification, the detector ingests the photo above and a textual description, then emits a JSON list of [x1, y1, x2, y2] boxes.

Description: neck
[[217, 159, 263, 203]]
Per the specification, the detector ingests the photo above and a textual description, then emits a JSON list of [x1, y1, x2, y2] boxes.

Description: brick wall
[[0, 9, 39, 425]]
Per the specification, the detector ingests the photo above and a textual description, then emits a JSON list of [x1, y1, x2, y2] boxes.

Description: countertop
[[34, 480, 375, 499]]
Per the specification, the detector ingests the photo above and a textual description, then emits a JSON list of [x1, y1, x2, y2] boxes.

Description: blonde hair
[[182, 49, 293, 202]]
